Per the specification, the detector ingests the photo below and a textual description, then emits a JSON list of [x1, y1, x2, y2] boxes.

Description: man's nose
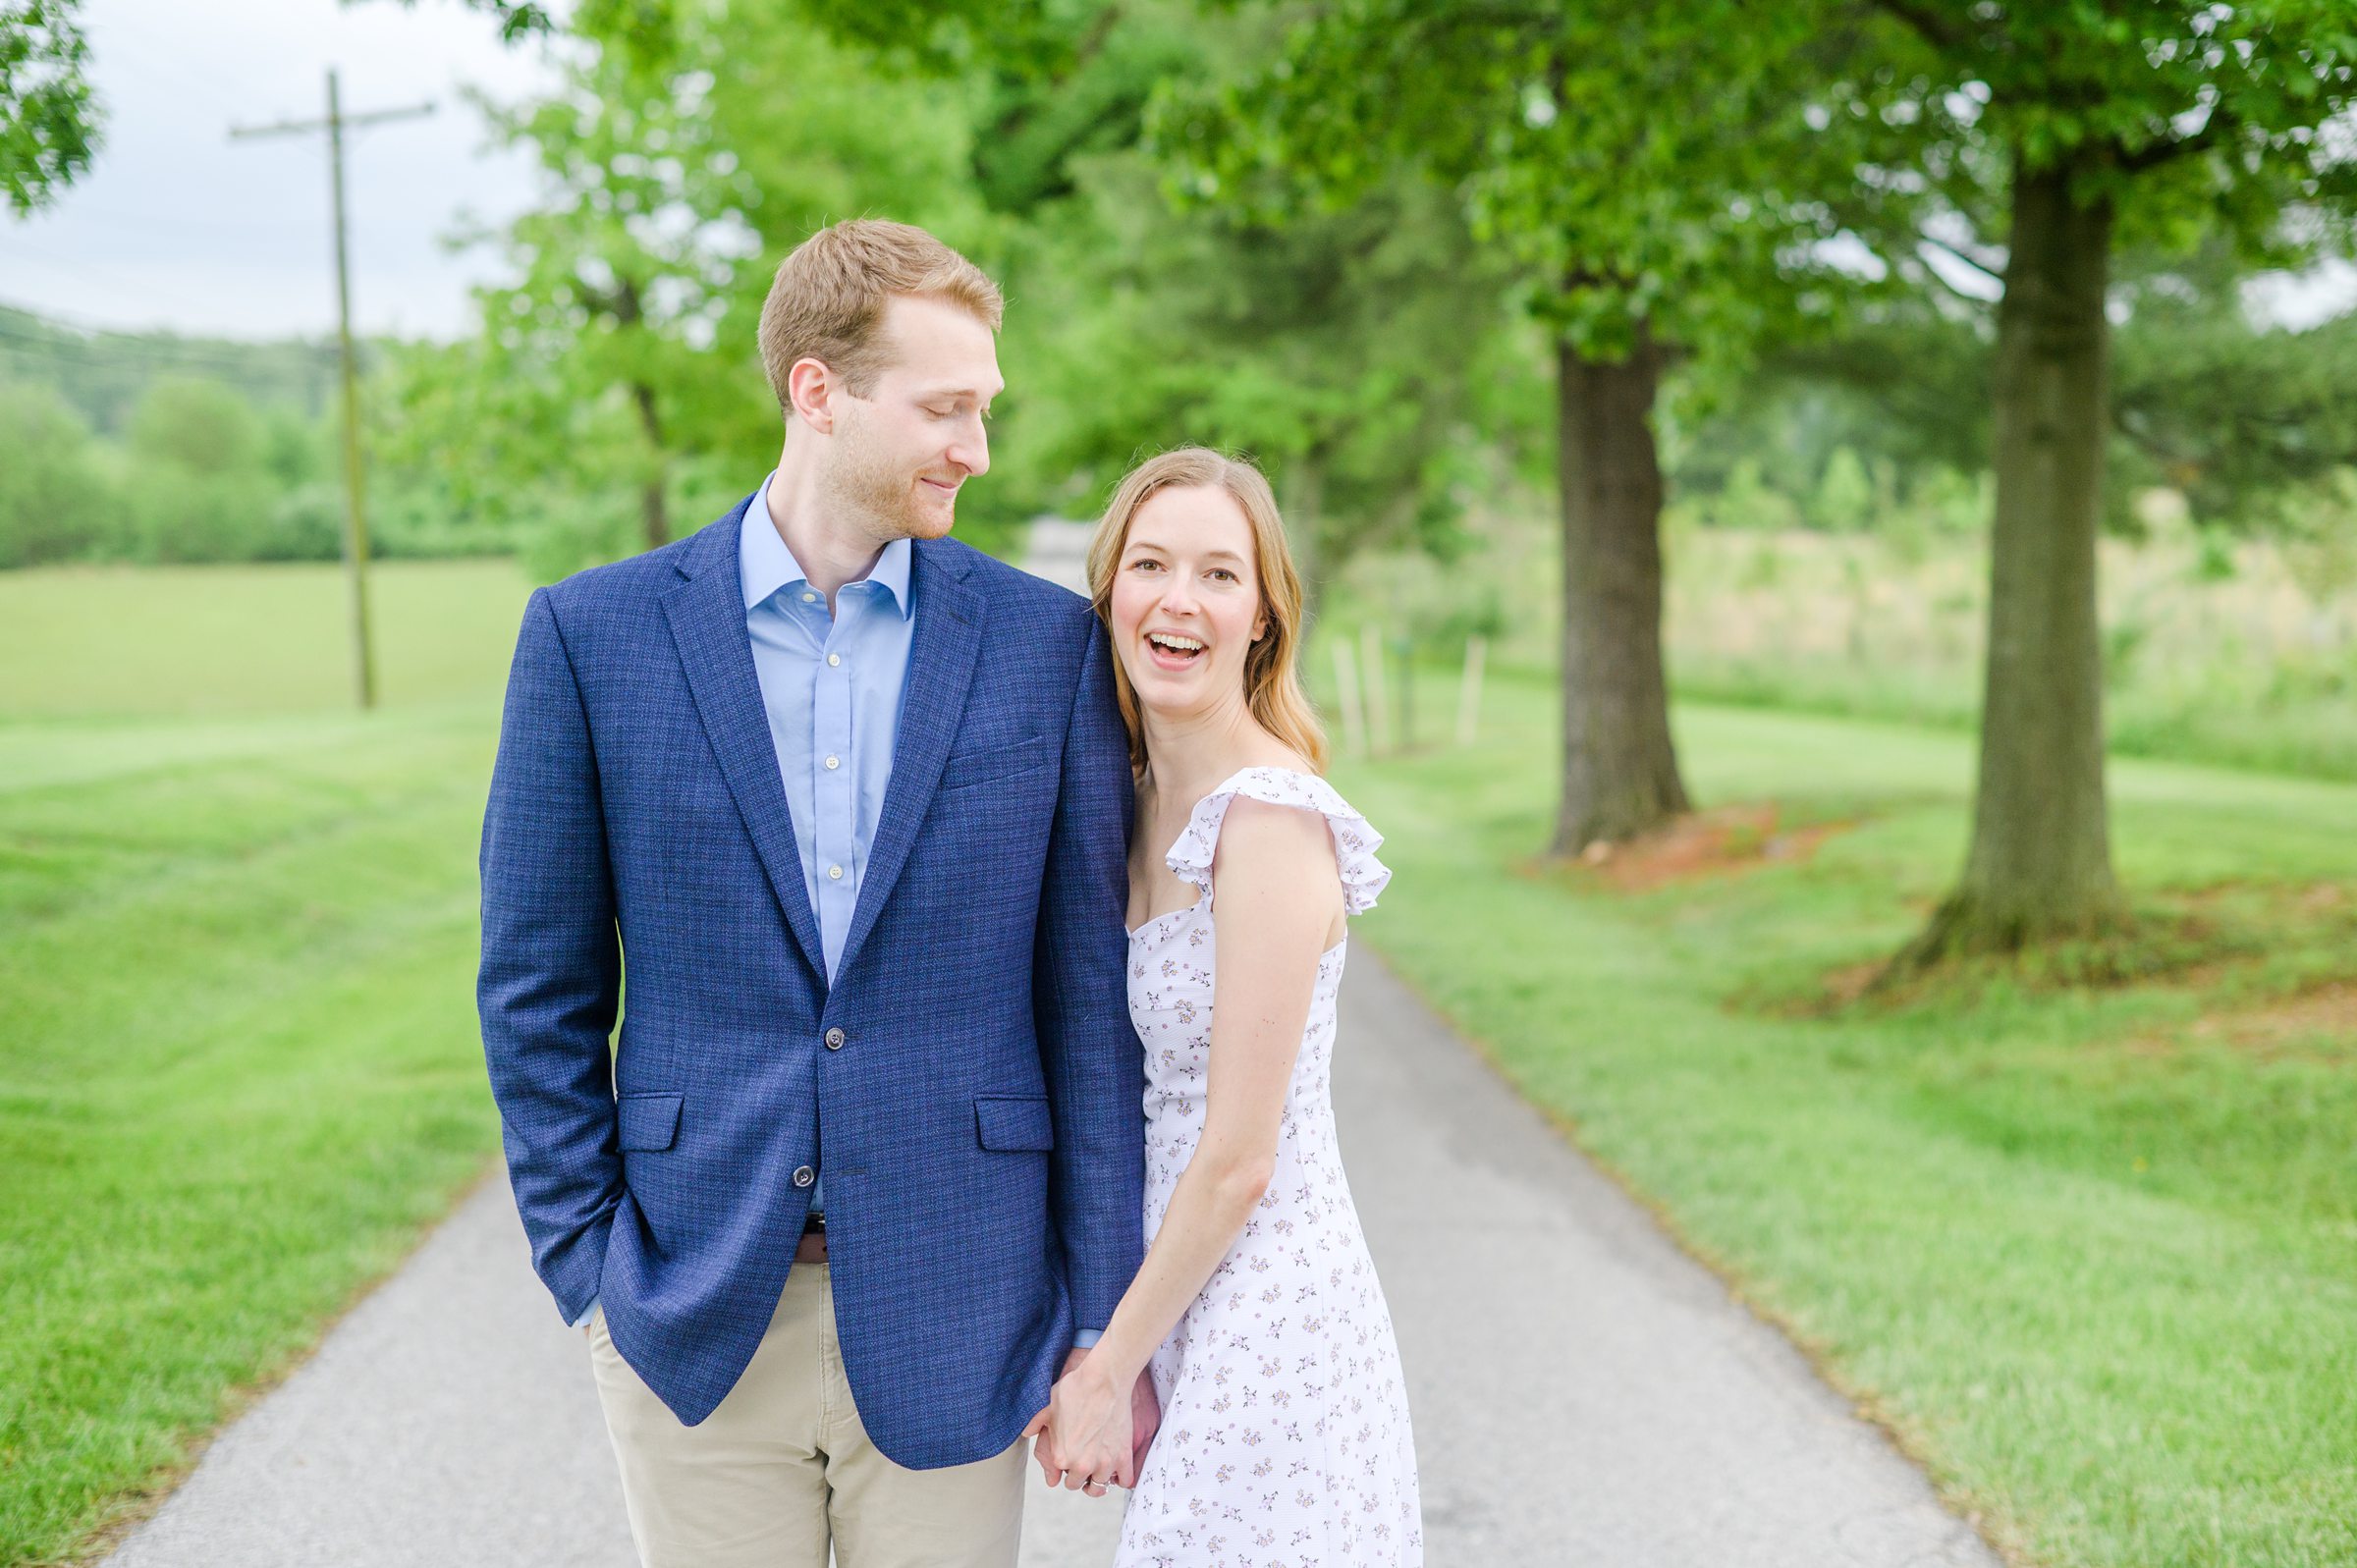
[[949, 418, 989, 478]]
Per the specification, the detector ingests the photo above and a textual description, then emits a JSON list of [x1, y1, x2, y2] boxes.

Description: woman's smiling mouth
[[1145, 630, 1206, 671]]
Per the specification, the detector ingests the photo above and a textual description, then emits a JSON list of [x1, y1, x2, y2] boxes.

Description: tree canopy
[[0, 0, 97, 214]]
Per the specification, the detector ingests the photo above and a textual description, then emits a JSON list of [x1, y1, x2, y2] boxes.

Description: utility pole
[[232, 71, 434, 711]]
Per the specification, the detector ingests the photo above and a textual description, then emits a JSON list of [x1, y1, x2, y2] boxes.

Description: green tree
[[1175, 2, 1904, 850], [1704, 310, 1998, 498], [259, 403, 328, 491], [426, 0, 987, 571], [1017, 147, 1509, 599], [459, 26, 738, 556], [1812, 447, 1876, 533], [0, 0, 96, 214], [124, 376, 274, 563], [377, 0, 552, 41], [2109, 248, 2357, 527], [1695, 244, 2357, 544], [801, 0, 1517, 593], [0, 378, 112, 565], [1831, 3, 2357, 962]]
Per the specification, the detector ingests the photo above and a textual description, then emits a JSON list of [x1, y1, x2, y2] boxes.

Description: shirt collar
[[738, 470, 914, 620]]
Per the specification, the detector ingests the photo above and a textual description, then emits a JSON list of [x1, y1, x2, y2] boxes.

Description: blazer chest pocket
[[974, 1095, 1054, 1152], [618, 1092, 683, 1151], [936, 733, 1048, 795]]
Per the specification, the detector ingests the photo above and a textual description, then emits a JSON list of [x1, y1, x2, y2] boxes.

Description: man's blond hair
[[757, 219, 1004, 408]]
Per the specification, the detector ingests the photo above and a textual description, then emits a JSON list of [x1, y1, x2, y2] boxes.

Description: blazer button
[[792, 1165, 816, 1188], [824, 1028, 847, 1051]]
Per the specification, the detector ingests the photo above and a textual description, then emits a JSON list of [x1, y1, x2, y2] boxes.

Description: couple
[[478, 218, 1421, 1568]]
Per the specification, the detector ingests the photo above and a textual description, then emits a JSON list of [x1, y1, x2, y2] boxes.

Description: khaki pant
[[586, 1263, 1026, 1568]]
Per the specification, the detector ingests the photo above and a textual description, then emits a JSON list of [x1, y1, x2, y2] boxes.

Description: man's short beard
[[822, 406, 952, 544]]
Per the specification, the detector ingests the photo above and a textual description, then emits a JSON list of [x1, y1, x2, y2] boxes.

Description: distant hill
[[0, 302, 345, 434]]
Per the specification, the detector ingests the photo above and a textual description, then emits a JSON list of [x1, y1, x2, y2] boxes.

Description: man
[[478, 218, 1151, 1567]]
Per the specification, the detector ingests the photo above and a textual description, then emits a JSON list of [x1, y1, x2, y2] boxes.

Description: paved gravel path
[[101, 950, 1998, 1567]]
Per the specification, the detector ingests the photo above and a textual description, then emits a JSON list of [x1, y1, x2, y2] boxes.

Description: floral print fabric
[[1117, 768, 1422, 1568]]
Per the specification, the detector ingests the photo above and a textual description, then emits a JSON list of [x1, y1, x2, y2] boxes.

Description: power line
[[0, 321, 336, 376], [1, 233, 256, 323], [0, 294, 342, 352]]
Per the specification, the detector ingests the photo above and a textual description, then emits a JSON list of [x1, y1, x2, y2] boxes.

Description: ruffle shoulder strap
[[1164, 766, 1390, 916]]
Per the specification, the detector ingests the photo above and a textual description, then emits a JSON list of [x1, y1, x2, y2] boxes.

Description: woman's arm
[[1028, 795, 1340, 1489]]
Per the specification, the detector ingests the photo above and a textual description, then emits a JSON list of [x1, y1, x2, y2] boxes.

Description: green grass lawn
[[0, 559, 532, 718], [1333, 672, 2357, 1568], [0, 561, 531, 1564]]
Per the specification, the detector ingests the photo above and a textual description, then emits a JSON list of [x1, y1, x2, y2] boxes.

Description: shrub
[[0, 382, 117, 567]]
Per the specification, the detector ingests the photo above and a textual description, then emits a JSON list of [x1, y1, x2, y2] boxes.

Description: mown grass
[[0, 559, 531, 718], [0, 560, 530, 1564], [1332, 671, 2357, 1568]]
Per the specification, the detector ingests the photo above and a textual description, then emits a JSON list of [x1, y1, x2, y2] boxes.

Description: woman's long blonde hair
[[1085, 447, 1328, 777]]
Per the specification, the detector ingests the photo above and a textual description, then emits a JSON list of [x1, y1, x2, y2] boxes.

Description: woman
[[1026, 448, 1423, 1566]]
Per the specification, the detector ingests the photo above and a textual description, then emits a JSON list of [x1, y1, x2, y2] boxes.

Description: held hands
[[1023, 1347, 1160, 1498]]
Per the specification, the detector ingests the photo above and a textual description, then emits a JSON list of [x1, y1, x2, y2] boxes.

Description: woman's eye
[[1130, 559, 1162, 572], [1209, 568, 1238, 583]]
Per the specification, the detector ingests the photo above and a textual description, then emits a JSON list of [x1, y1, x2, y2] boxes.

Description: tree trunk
[[630, 378, 669, 550], [1551, 324, 1689, 854], [1903, 150, 2125, 962]]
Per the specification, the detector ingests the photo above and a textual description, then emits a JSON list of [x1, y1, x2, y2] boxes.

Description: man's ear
[[787, 356, 836, 435]]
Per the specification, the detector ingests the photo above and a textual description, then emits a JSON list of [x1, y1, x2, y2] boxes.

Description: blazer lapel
[[832, 539, 980, 982], [660, 503, 829, 987]]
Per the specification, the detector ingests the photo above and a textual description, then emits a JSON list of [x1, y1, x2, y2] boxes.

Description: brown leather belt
[[795, 1213, 828, 1265]]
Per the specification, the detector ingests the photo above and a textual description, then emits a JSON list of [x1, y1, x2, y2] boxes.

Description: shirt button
[[824, 1027, 847, 1051], [828, 864, 844, 881], [801, 591, 817, 603], [825, 755, 841, 770], [792, 1165, 816, 1188], [827, 653, 842, 668]]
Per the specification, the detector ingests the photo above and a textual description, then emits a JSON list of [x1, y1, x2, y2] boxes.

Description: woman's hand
[[1022, 1351, 1137, 1496]]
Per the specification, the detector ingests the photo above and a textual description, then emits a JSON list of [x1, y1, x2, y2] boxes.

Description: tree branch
[[1917, 231, 2005, 287], [2114, 107, 2237, 175], [1868, 0, 1967, 51], [1907, 239, 2004, 305]]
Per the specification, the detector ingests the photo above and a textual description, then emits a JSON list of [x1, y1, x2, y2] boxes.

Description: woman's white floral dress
[[1116, 767, 1423, 1568]]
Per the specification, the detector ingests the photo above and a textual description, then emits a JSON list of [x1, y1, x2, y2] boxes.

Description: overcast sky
[[4, 3, 2352, 344], [3, 0, 560, 341]]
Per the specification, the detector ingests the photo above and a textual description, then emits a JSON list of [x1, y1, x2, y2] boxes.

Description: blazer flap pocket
[[938, 733, 1047, 794], [974, 1095, 1054, 1152], [618, 1092, 683, 1152]]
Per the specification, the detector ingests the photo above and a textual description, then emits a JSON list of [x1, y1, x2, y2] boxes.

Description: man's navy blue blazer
[[477, 494, 1145, 1466]]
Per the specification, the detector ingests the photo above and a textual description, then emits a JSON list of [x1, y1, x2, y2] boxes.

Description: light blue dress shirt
[[739, 470, 918, 984], [740, 470, 921, 1228], [578, 476, 1101, 1347]]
